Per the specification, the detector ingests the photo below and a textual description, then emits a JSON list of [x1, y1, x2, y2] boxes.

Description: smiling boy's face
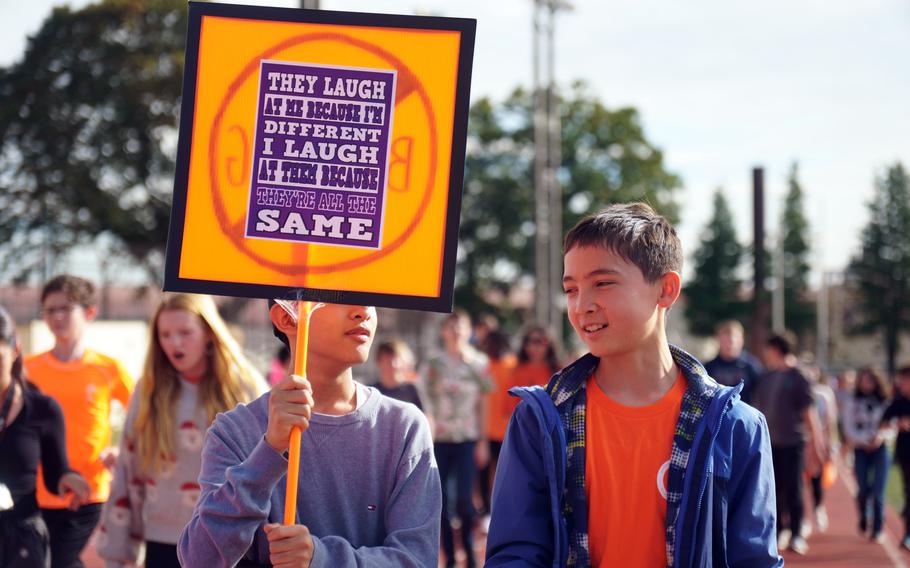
[[563, 245, 676, 359]]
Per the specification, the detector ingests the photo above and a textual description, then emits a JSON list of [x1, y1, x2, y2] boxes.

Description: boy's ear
[[269, 303, 298, 338], [657, 271, 682, 309], [84, 304, 98, 322]]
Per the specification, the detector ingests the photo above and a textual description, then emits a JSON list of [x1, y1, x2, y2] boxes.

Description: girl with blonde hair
[[98, 294, 266, 568]]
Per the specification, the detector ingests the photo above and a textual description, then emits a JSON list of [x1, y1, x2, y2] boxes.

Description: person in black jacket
[[881, 365, 910, 550], [0, 306, 89, 568]]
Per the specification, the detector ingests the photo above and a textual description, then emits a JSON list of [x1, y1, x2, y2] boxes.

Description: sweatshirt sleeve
[[726, 409, 784, 567], [97, 395, 144, 568], [485, 401, 556, 567], [38, 396, 72, 496], [308, 420, 441, 568], [177, 413, 288, 568]]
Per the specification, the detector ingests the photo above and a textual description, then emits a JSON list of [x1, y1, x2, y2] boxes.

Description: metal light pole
[[300, 0, 319, 8], [532, 0, 570, 339], [750, 167, 770, 361], [817, 271, 830, 371]]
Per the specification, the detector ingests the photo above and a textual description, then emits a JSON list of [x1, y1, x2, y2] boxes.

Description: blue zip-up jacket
[[485, 346, 782, 567]]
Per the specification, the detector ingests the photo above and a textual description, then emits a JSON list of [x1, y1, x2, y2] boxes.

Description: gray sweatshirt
[[177, 384, 441, 567]]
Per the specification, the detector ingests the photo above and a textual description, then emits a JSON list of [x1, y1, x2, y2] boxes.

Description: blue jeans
[[855, 445, 891, 535], [435, 441, 477, 567]]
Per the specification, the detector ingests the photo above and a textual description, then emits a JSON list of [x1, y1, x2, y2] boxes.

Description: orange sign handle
[[283, 300, 314, 526]]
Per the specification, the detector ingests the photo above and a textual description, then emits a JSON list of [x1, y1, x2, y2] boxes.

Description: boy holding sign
[[486, 203, 780, 567], [178, 302, 441, 567]]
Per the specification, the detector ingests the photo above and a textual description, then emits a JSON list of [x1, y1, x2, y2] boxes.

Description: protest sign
[[164, 2, 475, 312]]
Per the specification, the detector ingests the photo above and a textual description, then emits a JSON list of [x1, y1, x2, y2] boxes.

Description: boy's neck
[[591, 338, 678, 407], [305, 359, 358, 416], [51, 337, 86, 363]]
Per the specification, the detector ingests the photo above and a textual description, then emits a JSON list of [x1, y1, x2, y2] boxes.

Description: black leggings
[[41, 503, 102, 568], [435, 441, 477, 567], [146, 541, 181, 568], [0, 512, 50, 568]]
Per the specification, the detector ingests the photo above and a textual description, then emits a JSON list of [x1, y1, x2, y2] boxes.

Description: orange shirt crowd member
[[586, 372, 685, 566], [487, 348, 518, 444], [503, 327, 562, 424], [24, 275, 134, 568]]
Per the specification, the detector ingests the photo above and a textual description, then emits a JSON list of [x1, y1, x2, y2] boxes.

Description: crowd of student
[[702, 319, 910, 557], [0, 203, 908, 567]]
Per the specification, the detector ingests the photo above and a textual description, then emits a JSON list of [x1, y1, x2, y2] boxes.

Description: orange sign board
[[164, 2, 475, 311]]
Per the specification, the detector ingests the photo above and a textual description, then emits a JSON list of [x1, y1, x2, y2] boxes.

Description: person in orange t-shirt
[[482, 327, 562, 519], [25, 275, 134, 568], [510, 326, 562, 409], [479, 330, 516, 517]]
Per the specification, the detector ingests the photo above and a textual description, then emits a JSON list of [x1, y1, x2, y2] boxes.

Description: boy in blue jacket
[[486, 203, 781, 567]]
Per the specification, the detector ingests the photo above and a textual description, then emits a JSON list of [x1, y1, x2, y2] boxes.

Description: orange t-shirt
[[585, 372, 686, 567], [485, 355, 517, 442], [486, 360, 554, 441], [25, 350, 134, 508]]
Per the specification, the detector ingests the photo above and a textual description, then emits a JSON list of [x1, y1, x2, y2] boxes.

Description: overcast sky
[[3, 0, 909, 283]]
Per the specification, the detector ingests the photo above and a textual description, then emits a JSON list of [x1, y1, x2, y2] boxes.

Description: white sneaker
[[815, 506, 829, 533], [800, 521, 813, 539], [778, 529, 792, 552], [790, 536, 809, 555]]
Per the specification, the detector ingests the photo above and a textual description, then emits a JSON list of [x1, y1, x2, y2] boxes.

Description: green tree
[[0, 0, 186, 280], [456, 83, 682, 315], [780, 163, 815, 341], [684, 190, 745, 335], [848, 163, 910, 377]]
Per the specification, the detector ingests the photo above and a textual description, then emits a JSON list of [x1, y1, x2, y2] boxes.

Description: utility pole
[[750, 167, 770, 361], [300, 0, 319, 8], [532, 0, 570, 339], [817, 271, 830, 371]]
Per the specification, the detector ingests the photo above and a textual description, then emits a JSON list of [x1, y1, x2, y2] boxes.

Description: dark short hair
[[41, 274, 96, 306], [482, 330, 511, 361], [563, 202, 682, 282], [898, 365, 910, 379], [376, 339, 411, 360], [267, 300, 290, 348], [715, 320, 744, 335], [766, 332, 797, 356]]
